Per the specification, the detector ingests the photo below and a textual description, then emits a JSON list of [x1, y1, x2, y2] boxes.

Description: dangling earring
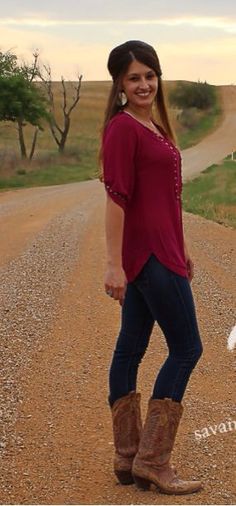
[[118, 90, 128, 107]]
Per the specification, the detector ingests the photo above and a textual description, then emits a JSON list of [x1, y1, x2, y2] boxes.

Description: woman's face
[[121, 59, 158, 110]]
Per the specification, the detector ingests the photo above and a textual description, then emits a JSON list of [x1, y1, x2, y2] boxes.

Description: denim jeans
[[108, 253, 203, 407]]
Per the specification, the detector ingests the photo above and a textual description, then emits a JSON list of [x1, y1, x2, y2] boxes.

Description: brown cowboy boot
[[111, 391, 142, 484], [132, 397, 202, 494]]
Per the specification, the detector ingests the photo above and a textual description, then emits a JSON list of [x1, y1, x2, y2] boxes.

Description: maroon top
[[102, 110, 188, 282]]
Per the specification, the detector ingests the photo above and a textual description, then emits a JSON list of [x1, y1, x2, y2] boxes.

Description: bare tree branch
[[38, 64, 55, 111], [30, 51, 39, 82], [61, 77, 67, 115], [67, 74, 82, 116], [38, 63, 83, 153]]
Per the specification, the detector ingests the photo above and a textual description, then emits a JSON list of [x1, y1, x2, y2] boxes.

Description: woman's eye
[[128, 74, 155, 82]]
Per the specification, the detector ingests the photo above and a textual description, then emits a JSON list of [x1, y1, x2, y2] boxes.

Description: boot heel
[[133, 475, 150, 490], [115, 470, 134, 485]]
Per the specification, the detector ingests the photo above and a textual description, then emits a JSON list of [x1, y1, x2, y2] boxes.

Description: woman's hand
[[104, 264, 127, 306], [184, 241, 194, 283]]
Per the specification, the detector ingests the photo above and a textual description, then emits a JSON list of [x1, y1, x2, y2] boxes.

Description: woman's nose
[[139, 78, 149, 89]]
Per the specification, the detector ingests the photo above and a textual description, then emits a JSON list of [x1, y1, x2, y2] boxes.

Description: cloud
[[130, 16, 236, 34], [0, 25, 110, 80], [1, 0, 236, 21], [160, 37, 236, 57], [1, 25, 235, 84], [157, 36, 236, 84], [1, 11, 235, 84], [0, 15, 236, 33]]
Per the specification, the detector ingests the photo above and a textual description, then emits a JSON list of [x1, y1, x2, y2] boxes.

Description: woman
[[100, 40, 203, 495]]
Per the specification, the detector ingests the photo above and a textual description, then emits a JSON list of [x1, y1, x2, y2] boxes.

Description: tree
[[0, 50, 48, 160], [38, 64, 82, 153]]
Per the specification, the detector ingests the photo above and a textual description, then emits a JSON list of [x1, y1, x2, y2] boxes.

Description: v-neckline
[[122, 110, 165, 139]]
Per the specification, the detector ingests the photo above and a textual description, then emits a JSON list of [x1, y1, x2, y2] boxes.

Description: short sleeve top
[[102, 110, 188, 282]]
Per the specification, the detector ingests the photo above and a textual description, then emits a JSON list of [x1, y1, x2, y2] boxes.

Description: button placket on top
[[154, 135, 182, 201]]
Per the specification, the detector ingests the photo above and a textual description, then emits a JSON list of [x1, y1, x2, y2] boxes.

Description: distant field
[[0, 80, 222, 188]]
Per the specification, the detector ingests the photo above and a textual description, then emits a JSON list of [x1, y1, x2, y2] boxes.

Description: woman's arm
[[104, 194, 127, 304], [105, 194, 124, 266]]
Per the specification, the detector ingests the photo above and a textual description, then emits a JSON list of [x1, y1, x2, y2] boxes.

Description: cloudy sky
[[1, 0, 236, 84]]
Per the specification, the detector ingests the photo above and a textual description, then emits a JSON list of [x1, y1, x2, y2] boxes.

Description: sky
[[1, 0, 236, 84]]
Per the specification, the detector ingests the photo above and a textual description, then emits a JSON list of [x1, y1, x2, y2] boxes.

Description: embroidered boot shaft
[[111, 391, 142, 485], [132, 397, 202, 494]]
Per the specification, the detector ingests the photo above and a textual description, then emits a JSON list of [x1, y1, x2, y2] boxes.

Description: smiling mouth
[[136, 92, 151, 97]]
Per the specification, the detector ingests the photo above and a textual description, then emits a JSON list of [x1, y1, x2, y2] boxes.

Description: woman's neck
[[123, 105, 152, 121]]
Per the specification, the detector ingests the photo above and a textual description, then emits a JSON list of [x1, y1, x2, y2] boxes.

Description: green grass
[[182, 157, 236, 228], [0, 163, 93, 190], [178, 104, 222, 150]]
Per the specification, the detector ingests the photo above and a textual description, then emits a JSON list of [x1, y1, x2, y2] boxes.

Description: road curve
[[182, 85, 236, 181]]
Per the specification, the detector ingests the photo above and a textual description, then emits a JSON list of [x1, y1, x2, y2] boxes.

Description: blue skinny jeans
[[108, 254, 203, 407]]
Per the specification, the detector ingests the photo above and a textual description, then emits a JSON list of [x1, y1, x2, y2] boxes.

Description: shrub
[[169, 81, 217, 110], [178, 107, 202, 128]]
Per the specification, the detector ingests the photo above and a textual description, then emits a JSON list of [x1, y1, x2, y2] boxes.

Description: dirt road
[[0, 86, 236, 504], [182, 85, 236, 181], [0, 178, 235, 505]]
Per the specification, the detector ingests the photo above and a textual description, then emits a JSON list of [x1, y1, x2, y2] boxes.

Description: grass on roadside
[[0, 162, 93, 190], [178, 103, 222, 150], [182, 157, 236, 229]]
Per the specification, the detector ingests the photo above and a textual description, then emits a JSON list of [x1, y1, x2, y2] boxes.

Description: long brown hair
[[98, 40, 176, 182]]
